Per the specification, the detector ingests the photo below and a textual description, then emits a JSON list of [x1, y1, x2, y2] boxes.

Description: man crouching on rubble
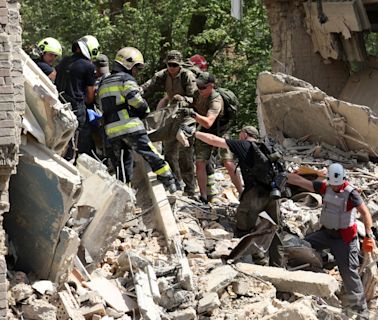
[[288, 163, 375, 320], [180, 124, 283, 267]]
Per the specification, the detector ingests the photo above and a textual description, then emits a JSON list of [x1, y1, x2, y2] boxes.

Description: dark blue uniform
[[34, 59, 54, 77], [56, 53, 96, 160]]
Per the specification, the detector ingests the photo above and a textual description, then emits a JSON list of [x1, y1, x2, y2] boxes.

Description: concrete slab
[[257, 72, 378, 157], [77, 155, 135, 264], [6, 140, 81, 280], [203, 265, 239, 294], [49, 227, 80, 283], [21, 49, 77, 155], [236, 262, 339, 297]]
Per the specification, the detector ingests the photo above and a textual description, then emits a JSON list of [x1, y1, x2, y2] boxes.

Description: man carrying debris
[[97, 47, 177, 193], [141, 50, 197, 194], [56, 35, 100, 161], [287, 163, 375, 319], [180, 124, 283, 265], [180, 72, 243, 204]]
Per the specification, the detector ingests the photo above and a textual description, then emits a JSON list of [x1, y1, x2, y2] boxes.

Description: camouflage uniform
[[141, 51, 197, 194]]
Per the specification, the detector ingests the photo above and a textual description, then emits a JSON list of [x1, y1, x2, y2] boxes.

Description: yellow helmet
[[114, 47, 144, 70], [77, 35, 100, 60], [38, 37, 62, 56]]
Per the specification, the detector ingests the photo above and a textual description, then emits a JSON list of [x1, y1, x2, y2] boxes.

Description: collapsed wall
[[263, 0, 350, 97], [0, 0, 25, 319]]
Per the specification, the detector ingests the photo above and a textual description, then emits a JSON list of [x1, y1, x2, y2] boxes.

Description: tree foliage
[[21, 0, 271, 130]]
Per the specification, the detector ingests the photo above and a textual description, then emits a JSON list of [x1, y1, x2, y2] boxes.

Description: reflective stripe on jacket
[[98, 71, 149, 139], [319, 185, 356, 230]]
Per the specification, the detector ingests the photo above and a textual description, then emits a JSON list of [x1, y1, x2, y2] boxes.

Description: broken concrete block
[[257, 72, 378, 157], [134, 270, 161, 320], [79, 303, 106, 319], [6, 140, 81, 281], [84, 276, 135, 313], [21, 49, 77, 155], [22, 298, 57, 320], [117, 251, 151, 272], [183, 238, 206, 254], [77, 155, 135, 263], [32, 280, 55, 295], [204, 228, 233, 240], [232, 276, 276, 299], [50, 227, 80, 283], [169, 307, 196, 320], [203, 265, 238, 293], [261, 297, 318, 319], [197, 292, 221, 314], [236, 263, 339, 297], [10, 283, 33, 302]]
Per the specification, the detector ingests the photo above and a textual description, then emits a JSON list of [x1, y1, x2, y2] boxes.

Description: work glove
[[172, 94, 185, 102], [363, 237, 375, 253], [87, 109, 102, 126], [178, 108, 196, 118], [179, 124, 196, 138]]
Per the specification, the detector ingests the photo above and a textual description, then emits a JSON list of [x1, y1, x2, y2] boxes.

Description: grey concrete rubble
[[76, 154, 135, 264], [236, 263, 339, 297], [6, 139, 81, 282], [257, 71, 378, 158], [21, 49, 77, 155]]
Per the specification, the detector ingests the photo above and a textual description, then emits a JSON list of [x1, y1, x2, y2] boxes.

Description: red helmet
[[189, 54, 208, 71]]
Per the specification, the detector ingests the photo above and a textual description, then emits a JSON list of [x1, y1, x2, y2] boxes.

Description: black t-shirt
[[56, 53, 96, 105], [226, 139, 256, 191], [34, 59, 54, 77]]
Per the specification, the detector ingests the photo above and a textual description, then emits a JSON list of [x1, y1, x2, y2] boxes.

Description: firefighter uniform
[[98, 62, 176, 192]]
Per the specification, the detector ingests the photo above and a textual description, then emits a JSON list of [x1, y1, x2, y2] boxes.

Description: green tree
[[21, 0, 271, 129]]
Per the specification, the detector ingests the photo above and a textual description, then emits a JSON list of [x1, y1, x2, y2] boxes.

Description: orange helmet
[[189, 54, 208, 71]]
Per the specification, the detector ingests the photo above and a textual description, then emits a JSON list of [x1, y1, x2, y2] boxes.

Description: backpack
[[217, 87, 239, 123], [247, 139, 286, 189]]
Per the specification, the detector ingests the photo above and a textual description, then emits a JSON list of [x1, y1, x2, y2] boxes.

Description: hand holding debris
[[178, 108, 196, 118], [172, 94, 185, 102], [179, 124, 196, 138]]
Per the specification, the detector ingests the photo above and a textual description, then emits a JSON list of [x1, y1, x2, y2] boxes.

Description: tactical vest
[[319, 185, 356, 230], [98, 72, 146, 139]]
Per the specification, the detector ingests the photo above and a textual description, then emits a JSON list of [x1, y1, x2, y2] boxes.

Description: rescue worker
[[184, 54, 218, 200], [56, 35, 100, 161], [181, 72, 243, 203], [141, 50, 197, 194], [180, 124, 282, 265], [34, 37, 62, 81], [97, 47, 177, 193], [287, 163, 374, 319]]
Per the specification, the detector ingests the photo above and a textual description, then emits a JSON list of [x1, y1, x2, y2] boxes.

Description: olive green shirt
[[192, 89, 224, 118], [141, 68, 197, 101]]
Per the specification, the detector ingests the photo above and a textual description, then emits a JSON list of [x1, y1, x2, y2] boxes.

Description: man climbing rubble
[[141, 50, 197, 194], [97, 47, 177, 193], [287, 163, 375, 320], [180, 72, 243, 204], [181, 124, 283, 266]]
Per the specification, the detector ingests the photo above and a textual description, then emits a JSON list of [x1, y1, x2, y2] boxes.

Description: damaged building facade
[[260, 0, 378, 159]]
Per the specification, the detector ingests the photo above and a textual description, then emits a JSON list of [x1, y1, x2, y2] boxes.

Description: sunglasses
[[198, 84, 210, 90], [167, 63, 179, 68]]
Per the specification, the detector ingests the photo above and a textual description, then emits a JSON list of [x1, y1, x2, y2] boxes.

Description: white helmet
[[77, 35, 100, 60], [327, 163, 346, 185], [114, 47, 144, 70]]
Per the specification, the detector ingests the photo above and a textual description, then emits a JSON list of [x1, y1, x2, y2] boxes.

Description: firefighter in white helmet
[[287, 163, 375, 319], [97, 47, 177, 193], [55, 35, 100, 161]]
